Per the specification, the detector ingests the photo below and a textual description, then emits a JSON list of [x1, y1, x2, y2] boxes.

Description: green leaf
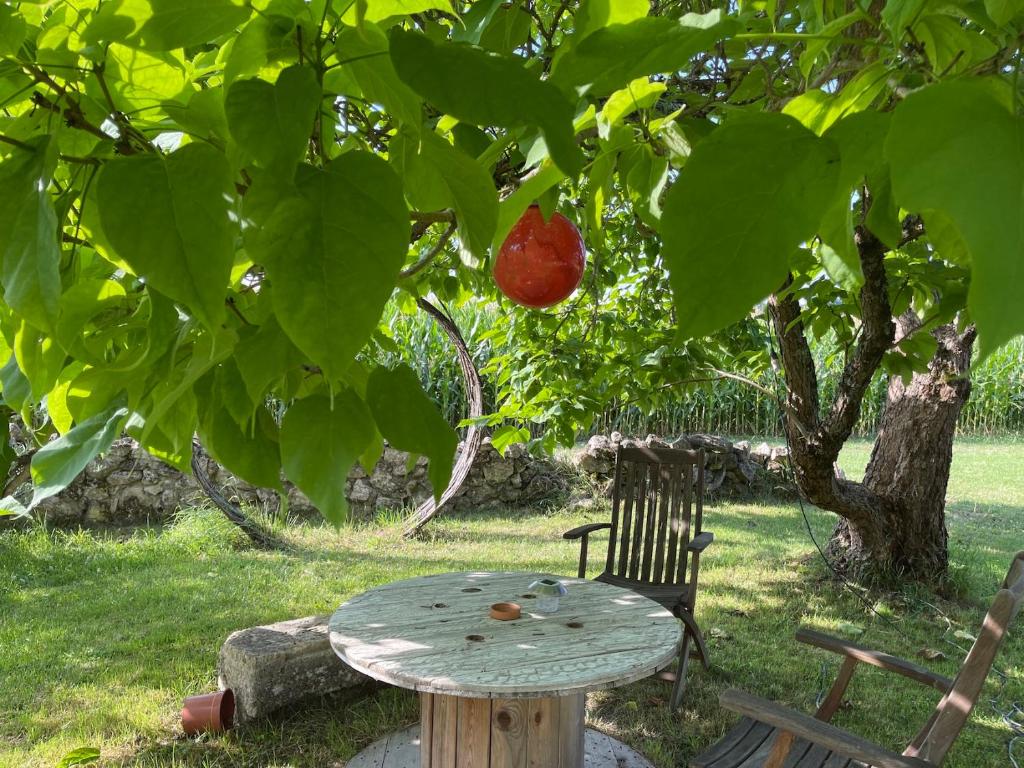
[[165, 88, 230, 143], [389, 29, 583, 176], [226, 66, 321, 170], [396, 130, 498, 263], [96, 143, 235, 330], [782, 62, 888, 135], [30, 404, 129, 508], [344, 0, 452, 22], [366, 364, 458, 499], [0, 135, 61, 333], [491, 161, 565, 253], [881, 0, 927, 41], [280, 391, 375, 525], [56, 747, 101, 768], [0, 407, 16, 481], [129, 387, 195, 472], [14, 321, 64, 400], [491, 424, 529, 455], [915, 15, 997, 75], [598, 78, 666, 134], [248, 153, 408, 381], [550, 11, 738, 96], [1, 353, 32, 415], [661, 113, 840, 338], [200, 407, 283, 490], [335, 25, 422, 131], [453, 0, 503, 44], [0, 5, 27, 55], [86, 0, 251, 50], [886, 79, 1024, 356], [573, 0, 650, 39], [985, 0, 1024, 25], [234, 315, 305, 405]]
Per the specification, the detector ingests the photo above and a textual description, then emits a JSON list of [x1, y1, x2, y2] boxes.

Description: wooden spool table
[[329, 571, 681, 768]]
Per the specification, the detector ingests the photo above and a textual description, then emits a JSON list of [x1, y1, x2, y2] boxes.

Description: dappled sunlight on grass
[[1, 441, 1022, 767]]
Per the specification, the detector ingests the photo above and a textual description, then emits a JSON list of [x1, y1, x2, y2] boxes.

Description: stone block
[[218, 615, 366, 723]]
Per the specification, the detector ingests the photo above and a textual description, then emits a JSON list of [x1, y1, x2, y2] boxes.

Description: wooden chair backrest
[[603, 445, 705, 588], [909, 551, 1024, 765]]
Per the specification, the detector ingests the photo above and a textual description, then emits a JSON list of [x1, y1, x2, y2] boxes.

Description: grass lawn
[[1, 438, 1022, 768]]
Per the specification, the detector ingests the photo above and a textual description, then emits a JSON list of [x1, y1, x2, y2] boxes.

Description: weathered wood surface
[[329, 572, 680, 698], [692, 552, 1024, 768], [347, 724, 654, 768], [417, 693, 583, 768]]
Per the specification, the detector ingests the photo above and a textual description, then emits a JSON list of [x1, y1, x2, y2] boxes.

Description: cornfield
[[382, 302, 1024, 439]]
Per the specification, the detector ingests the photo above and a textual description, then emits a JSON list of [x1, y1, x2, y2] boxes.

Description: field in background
[[0, 440, 1021, 768], [384, 302, 1024, 438]]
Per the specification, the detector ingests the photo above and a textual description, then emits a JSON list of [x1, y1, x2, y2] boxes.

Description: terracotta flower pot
[[181, 689, 234, 735], [489, 602, 521, 621]]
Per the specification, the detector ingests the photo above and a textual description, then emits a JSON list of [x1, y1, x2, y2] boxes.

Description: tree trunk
[[827, 320, 976, 584]]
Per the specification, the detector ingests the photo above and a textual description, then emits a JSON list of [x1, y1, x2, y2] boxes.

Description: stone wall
[[6, 429, 788, 528], [15, 435, 570, 527], [574, 432, 792, 496]]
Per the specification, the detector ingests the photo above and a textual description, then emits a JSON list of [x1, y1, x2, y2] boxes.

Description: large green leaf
[[389, 29, 582, 176], [226, 66, 321, 170], [0, 135, 61, 333], [30, 404, 129, 508], [366, 364, 458, 498], [248, 153, 408, 381], [280, 391, 375, 525], [886, 79, 1024, 356], [395, 130, 497, 263], [335, 25, 422, 130], [200, 407, 282, 491], [661, 113, 840, 338], [85, 0, 251, 50], [550, 10, 737, 96], [234, 315, 305, 405], [96, 143, 235, 329]]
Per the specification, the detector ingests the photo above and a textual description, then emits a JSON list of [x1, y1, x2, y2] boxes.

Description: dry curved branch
[[402, 298, 485, 538], [191, 441, 284, 550]]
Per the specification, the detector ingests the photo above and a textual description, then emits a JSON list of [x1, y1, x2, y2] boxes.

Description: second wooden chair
[[564, 444, 713, 710]]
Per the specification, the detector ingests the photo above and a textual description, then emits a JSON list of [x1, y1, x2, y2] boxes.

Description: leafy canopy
[[0, 0, 1021, 519]]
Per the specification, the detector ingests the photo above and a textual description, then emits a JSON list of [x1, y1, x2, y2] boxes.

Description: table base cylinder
[[420, 692, 584, 768]]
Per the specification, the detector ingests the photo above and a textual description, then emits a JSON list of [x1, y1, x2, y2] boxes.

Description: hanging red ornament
[[493, 205, 586, 308]]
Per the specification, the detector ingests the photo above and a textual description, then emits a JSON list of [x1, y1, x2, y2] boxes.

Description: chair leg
[[676, 610, 711, 670], [670, 632, 693, 711]]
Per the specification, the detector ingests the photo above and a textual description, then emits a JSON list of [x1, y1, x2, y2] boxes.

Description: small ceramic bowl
[[489, 601, 521, 620]]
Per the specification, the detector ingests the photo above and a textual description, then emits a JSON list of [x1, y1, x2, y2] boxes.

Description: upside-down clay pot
[[494, 205, 586, 308], [181, 689, 235, 735], [489, 601, 522, 621]]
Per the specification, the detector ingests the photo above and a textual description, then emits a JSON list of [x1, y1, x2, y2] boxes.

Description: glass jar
[[528, 578, 568, 614]]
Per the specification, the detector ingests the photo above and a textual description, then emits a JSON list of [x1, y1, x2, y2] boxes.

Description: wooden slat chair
[[564, 445, 713, 710], [691, 550, 1024, 768]]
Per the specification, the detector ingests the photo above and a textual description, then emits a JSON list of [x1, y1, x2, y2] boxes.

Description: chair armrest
[[687, 531, 714, 552], [796, 628, 952, 693], [562, 522, 611, 540], [718, 689, 932, 768]]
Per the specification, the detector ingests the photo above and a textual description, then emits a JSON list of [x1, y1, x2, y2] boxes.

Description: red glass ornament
[[493, 205, 585, 308]]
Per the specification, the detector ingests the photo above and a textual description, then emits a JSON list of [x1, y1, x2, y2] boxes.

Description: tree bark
[[769, 218, 974, 586], [827, 320, 976, 583]]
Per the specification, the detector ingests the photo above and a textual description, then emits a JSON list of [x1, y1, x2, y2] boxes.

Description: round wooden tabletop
[[328, 571, 681, 698]]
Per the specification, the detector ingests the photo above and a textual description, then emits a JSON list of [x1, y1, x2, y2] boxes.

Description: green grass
[[1, 441, 1022, 768]]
